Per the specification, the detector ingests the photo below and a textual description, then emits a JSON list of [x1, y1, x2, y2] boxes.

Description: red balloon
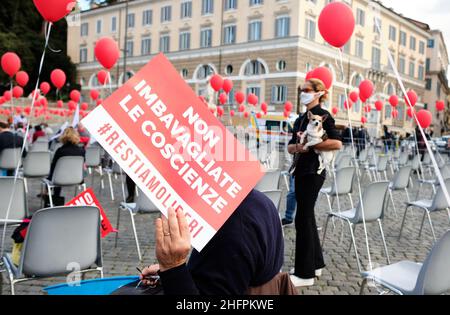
[[416, 110, 432, 128], [404, 90, 418, 107], [235, 92, 245, 104], [3, 91, 12, 101], [344, 100, 352, 110], [50, 69, 66, 89], [24, 107, 31, 115], [375, 100, 383, 111], [256, 112, 262, 119], [68, 100, 77, 111], [247, 93, 258, 106], [15, 71, 29, 87], [223, 79, 233, 93], [359, 80, 374, 101], [364, 105, 371, 113], [361, 116, 368, 124], [332, 107, 339, 115], [219, 93, 228, 105], [283, 111, 290, 118], [318, 2, 355, 48], [94, 37, 120, 69], [230, 110, 235, 117], [261, 102, 268, 113], [96, 99, 103, 106], [33, 0, 75, 22], [407, 107, 416, 118], [97, 70, 109, 85], [217, 107, 224, 117], [40, 82, 51, 95], [81, 102, 89, 111], [0, 97, 5, 105], [40, 97, 48, 107], [238, 105, 245, 113], [349, 91, 359, 103], [388, 95, 398, 107], [210, 74, 223, 92], [4, 109, 11, 116], [70, 90, 81, 103], [1, 52, 21, 78], [57, 100, 63, 108], [436, 100, 445, 112], [308, 67, 333, 89], [12, 86, 23, 98], [243, 112, 249, 119], [15, 106, 22, 114], [284, 101, 294, 112], [392, 109, 399, 119], [90, 89, 99, 100]]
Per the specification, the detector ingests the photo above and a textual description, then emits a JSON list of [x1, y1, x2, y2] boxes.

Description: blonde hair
[[59, 127, 80, 145], [307, 78, 329, 103]]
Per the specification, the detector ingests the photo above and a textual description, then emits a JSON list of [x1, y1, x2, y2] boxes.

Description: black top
[[289, 106, 341, 178], [48, 143, 85, 180], [0, 131, 24, 155], [159, 190, 284, 295]]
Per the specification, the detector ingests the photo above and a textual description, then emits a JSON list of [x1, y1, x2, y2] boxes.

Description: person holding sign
[[138, 190, 287, 295], [288, 79, 342, 287]]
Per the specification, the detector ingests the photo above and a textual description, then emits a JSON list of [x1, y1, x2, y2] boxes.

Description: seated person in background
[[42, 123, 54, 136], [47, 127, 85, 198], [32, 125, 46, 143], [0, 121, 25, 176], [139, 190, 289, 295]]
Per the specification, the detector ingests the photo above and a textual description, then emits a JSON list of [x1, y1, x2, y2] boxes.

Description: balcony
[[367, 65, 388, 83]]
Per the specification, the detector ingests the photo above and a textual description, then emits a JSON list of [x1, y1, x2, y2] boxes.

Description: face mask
[[300, 92, 324, 105]]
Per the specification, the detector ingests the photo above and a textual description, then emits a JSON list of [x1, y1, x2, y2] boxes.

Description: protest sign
[[82, 53, 264, 251], [66, 188, 115, 238]]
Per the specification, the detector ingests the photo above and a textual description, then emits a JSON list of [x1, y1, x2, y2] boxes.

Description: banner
[[82, 53, 264, 251], [66, 188, 115, 238]]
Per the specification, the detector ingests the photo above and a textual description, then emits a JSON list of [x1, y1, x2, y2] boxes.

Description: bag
[[11, 242, 23, 266]]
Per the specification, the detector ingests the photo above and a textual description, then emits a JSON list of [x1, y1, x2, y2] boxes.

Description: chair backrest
[[411, 155, 420, 171], [331, 167, 355, 195], [30, 141, 49, 152], [359, 149, 368, 162], [262, 190, 282, 211], [430, 178, 450, 211], [355, 181, 389, 222], [50, 141, 63, 153], [377, 155, 389, 171], [0, 177, 27, 222], [255, 169, 281, 191], [399, 151, 409, 165], [23, 151, 51, 178], [391, 166, 412, 190], [439, 164, 450, 180], [414, 230, 450, 295], [135, 190, 158, 213], [336, 154, 352, 170], [0, 148, 22, 170], [85, 146, 101, 167], [52, 156, 85, 186], [19, 206, 102, 277], [112, 162, 122, 174], [423, 153, 431, 165]]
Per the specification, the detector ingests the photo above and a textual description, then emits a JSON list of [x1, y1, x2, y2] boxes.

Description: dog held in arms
[[299, 112, 336, 174]]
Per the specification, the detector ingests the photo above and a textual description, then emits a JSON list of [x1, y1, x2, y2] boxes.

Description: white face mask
[[300, 92, 324, 106]]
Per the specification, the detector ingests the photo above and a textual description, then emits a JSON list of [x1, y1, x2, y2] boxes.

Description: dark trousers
[[126, 175, 136, 199], [294, 174, 326, 279]]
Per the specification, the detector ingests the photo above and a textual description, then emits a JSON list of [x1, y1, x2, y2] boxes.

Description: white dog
[[299, 112, 336, 174]]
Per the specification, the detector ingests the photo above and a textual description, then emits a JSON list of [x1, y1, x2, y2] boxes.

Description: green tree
[[0, 0, 77, 100]]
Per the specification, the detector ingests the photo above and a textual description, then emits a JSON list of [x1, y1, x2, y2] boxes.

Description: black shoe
[[126, 196, 135, 203], [282, 219, 294, 226]]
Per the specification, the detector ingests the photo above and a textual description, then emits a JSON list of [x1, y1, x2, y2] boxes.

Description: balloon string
[[337, 48, 373, 272], [1, 22, 53, 257]]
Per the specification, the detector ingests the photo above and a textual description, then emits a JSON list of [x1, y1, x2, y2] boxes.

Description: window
[[275, 16, 290, 38], [389, 26, 396, 41], [223, 25, 236, 44], [410, 36, 416, 51], [419, 41, 425, 54], [202, 0, 214, 15], [80, 22, 88, 36], [418, 65, 424, 80], [244, 60, 266, 76], [161, 6, 172, 22], [399, 57, 405, 74], [338, 94, 345, 110], [143, 10, 152, 25], [127, 13, 135, 28], [181, 68, 189, 78], [437, 81, 441, 98], [111, 17, 117, 32], [305, 19, 316, 40], [276, 60, 286, 71], [141, 37, 151, 55], [372, 47, 381, 70], [426, 58, 431, 72], [179, 32, 191, 50], [246, 86, 261, 100], [250, 0, 263, 6], [385, 104, 392, 120], [79, 46, 87, 63], [271, 85, 287, 104], [409, 61, 415, 77], [355, 40, 364, 58], [126, 40, 134, 57], [248, 21, 262, 41], [373, 17, 381, 33], [224, 0, 237, 10], [200, 28, 212, 48], [343, 41, 351, 54], [197, 64, 214, 80], [96, 20, 102, 34], [426, 78, 432, 90], [181, 1, 192, 19], [428, 39, 435, 48], [159, 35, 170, 53], [225, 64, 233, 75], [400, 31, 406, 46], [356, 9, 365, 26]]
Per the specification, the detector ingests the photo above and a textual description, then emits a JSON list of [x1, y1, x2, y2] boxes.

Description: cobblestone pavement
[[1, 148, 448, 295]]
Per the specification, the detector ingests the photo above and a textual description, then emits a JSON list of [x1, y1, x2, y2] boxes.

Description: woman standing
[[288, 79, 342, 287]]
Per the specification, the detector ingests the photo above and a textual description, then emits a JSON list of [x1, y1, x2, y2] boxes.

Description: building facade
[[67, 0, 439, 135]]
